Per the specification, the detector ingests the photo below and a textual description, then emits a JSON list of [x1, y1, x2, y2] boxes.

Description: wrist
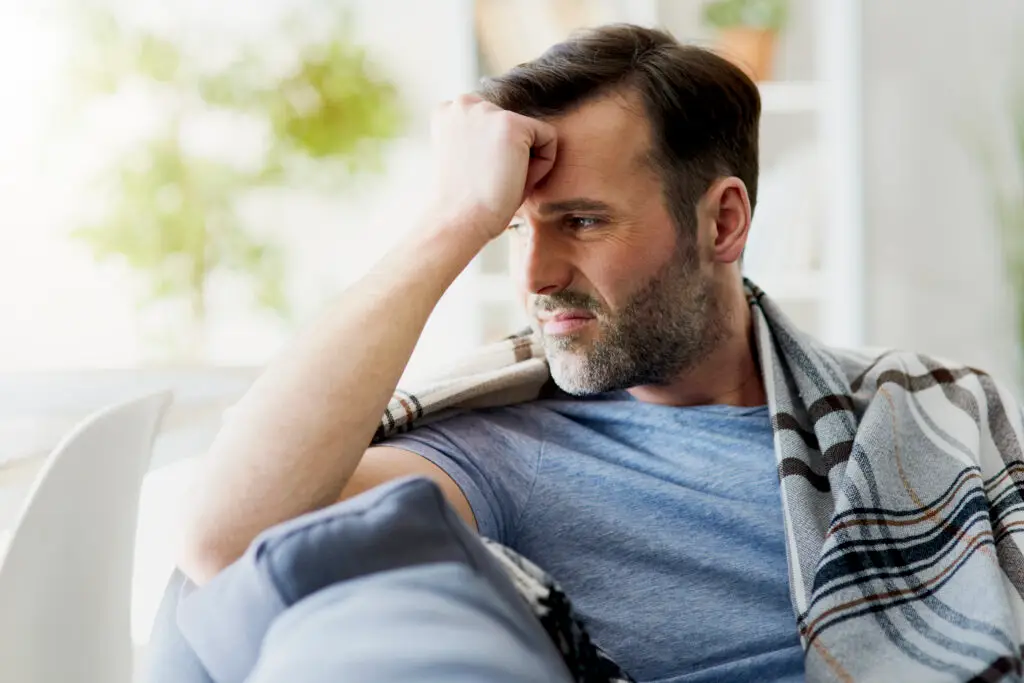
[[373, 208, 491, 292], [417, 203, 499, 252]]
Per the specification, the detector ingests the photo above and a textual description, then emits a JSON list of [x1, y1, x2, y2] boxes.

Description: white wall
[[862, 0, 1023, 385]]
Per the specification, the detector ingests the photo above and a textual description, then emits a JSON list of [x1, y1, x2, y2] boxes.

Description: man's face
[[510, 92, 727, 395]]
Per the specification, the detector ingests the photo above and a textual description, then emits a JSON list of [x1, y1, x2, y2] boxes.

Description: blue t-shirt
[[384, 389, 804, 683]]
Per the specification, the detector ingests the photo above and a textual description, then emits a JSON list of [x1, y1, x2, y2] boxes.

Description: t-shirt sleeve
[[380, 407, 543, 545]]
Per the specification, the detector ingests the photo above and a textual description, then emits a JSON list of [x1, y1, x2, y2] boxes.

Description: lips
[[539, 310, 594, 323], [538, 310, 595, 335]]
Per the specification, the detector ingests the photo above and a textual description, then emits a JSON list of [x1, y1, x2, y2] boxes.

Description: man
[[173, 24, 1024, 683]]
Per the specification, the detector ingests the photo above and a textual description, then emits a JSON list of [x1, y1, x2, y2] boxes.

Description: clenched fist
[[426, 94, 557, 243]]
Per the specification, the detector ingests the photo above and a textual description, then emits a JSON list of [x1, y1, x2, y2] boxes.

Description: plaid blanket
[[372, 281, 1024, 683]]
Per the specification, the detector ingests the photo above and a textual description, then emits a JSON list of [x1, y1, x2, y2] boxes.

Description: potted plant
[[701, 0, 789, 81]]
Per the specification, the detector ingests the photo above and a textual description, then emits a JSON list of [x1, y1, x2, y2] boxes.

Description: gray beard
[[536, 247, 727, 396]]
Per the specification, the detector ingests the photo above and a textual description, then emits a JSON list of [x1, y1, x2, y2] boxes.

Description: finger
[[454, 93, 484, 108], [522, 116, 557, 164], [519, 117, 557, 192], [524, 154, 555, 195]]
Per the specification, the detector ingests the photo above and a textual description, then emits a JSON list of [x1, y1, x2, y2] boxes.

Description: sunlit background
[[1, 0, 1022, 669]]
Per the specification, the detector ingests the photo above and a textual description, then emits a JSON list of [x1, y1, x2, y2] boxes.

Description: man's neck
[[625, 294, 765, 408]]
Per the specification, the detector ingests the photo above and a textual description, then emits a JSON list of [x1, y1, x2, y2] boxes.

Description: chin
[[550, 373, 599, 397], [546, 351, 603, 396], [542, 326, 594, 349]]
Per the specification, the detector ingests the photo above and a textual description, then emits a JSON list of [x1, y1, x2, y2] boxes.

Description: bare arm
[[177, 221, 485, 584], [177, 95, 556, 584], [340, 446, 478, 527]]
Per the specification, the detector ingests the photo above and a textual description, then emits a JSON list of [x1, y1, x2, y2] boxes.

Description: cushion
[[176, 475, 540, 683]]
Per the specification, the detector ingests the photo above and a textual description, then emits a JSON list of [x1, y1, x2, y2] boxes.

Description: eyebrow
[[534, 198, 614, 216]]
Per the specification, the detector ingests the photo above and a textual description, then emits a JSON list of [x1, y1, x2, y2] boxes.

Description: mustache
[[531, 290, 602, 315]]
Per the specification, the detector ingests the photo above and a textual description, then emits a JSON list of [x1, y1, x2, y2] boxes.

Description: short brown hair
[[478, 24, 761, 233]]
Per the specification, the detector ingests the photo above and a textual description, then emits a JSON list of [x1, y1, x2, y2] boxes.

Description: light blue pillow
[[144, 569, 215, 683], [176, 476, 543, 683]]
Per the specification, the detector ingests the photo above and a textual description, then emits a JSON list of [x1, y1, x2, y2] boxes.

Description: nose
[[514, 224, 574, 296]]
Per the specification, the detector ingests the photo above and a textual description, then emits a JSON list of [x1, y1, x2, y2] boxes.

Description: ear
[[700, 177, 751, 264]]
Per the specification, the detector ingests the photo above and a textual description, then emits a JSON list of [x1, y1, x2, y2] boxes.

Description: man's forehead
[[515, 94, 654, 217], [546, 92, 652, 167]]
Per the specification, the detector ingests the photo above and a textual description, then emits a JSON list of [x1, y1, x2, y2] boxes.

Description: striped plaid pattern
[[483, 538, 633, 683], [374, 281, 1024, 682]]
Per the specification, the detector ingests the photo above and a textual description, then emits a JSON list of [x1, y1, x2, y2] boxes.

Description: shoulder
[[393, 393, 625, 445], [391, 402, 550, 449]]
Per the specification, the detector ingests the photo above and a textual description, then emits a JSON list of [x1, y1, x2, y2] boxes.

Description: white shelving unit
[[746, 1, 864, 348], [729, 2, 863, 347], [817, 0, 864, 348], [754, 271, 826, 301], [759, 81, 820, 113]]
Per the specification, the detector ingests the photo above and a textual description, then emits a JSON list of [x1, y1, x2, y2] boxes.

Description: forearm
[[178, 213, 489, 583]]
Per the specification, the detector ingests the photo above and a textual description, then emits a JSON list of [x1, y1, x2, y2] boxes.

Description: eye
[[565, 215, 604, 230], [506, 220, 525, 234]]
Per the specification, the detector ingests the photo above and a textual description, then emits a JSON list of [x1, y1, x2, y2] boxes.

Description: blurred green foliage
[[992, 91, 1024, 372], [701, 0, 789, 31], [67, 2, 401, 360], [970, 68, 1024, 385]]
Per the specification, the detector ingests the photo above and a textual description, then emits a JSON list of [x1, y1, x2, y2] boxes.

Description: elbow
[[174, 516, 243, 587], [175, 545, 225, 588]]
